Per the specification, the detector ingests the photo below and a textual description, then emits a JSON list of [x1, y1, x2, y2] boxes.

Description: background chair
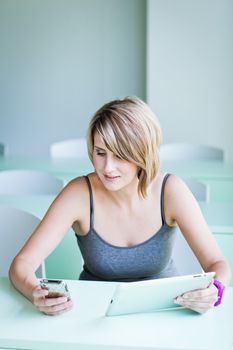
[[50, 138, 88, 158], [160, 143, 224, 161], [0, 169, 81, 280], [0, 170, 64, 195], [171, 178, 209, 275], [182, 177, 209, 202], [0, 206, 45, 278]]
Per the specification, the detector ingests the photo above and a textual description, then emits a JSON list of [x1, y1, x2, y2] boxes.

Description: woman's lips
[[104, 174, 120, 181]]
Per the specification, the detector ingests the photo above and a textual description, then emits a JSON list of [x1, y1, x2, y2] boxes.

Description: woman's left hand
[[174, 281, 218, 313]]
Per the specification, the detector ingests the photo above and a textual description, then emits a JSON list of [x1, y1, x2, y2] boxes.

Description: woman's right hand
[[32, 285, 74, 316]]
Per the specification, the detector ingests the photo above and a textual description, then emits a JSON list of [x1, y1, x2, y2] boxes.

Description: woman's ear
[[137, 169, 142, 178]]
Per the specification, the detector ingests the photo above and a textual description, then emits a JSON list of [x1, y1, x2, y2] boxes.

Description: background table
[[0, 155, 93, 183], [161, 160, 233, 201], [0, 277, 232, 350], [1, 156, 232, 180], [161, 160, 233, 181], [1, 156, 233, 200]]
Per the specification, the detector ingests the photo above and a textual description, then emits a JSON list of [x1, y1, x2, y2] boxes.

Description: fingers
[[34, 295, 68, 307], [39, 299, 74, 316], [174, 296, 216, 313], [32, 285, 49, 299], [182, 289, 217, 303], [32, 285, 73, 316], [174, 284, 218, 314]]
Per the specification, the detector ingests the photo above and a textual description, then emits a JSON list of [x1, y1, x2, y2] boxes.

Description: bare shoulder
[[48, 174, 93, 223], [164, 174, 191, 198], [65, 172, 102, 195], [63, 175, 90, 198], [163, 174, 197, 224]]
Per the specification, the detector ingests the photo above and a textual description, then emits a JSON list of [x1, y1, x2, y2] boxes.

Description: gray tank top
[[75, 174, 178, 282]]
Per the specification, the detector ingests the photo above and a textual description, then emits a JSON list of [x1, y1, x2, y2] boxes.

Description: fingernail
[[174, 297, 183, 305]]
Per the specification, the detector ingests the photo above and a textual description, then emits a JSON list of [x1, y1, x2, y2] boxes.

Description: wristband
[[213, 279, 225, 306]]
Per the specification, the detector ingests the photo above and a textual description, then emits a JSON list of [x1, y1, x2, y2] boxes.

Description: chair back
[[160, 143, 224, 161], [50, 138, 88, 158], [0, 206, 45, 278], [0, 170, 64, 195], [182, 177, 209, 202]]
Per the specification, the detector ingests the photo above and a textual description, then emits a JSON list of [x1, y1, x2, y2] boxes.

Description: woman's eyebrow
[[94, 146, 106, 151]]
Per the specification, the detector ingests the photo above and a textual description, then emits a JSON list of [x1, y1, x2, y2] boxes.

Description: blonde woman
[[9, 97, 231, 315]]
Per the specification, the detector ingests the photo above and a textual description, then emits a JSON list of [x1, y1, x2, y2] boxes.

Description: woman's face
[[92, 132, 139, 192]]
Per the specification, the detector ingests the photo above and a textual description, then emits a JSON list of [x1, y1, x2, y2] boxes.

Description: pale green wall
[[0, 0, 146, 155], [147, 0, 233, 160], [2, 0, 232, 159]]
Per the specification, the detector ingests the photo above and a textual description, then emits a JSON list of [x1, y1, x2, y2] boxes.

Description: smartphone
[[40, 279, 71, 300]]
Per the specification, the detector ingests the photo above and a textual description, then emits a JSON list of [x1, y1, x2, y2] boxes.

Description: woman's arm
[[9, 177, 87, 314], [165, 175, 232, 313]]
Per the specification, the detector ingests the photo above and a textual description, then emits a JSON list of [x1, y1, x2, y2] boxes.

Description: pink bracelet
[[213, 279, 225, 306]]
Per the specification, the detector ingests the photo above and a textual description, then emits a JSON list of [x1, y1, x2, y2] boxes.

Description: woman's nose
[[104, 157, 116, 172]]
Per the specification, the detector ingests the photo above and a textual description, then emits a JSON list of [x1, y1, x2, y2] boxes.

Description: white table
[[0, 277, 232, 350]]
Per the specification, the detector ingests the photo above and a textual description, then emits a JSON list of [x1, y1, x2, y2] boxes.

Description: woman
[[9, 96, 231, 315]]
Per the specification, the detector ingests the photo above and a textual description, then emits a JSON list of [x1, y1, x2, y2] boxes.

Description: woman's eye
[[115, 154, 122, 160], [96, 152, 106, 157]]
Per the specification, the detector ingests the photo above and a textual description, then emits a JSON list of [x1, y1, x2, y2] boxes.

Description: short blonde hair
[[87, 96, 162, 197]]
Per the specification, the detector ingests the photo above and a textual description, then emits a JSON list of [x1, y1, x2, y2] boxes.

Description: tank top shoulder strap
[[160, 173, 171, 225], [83, 175, 94, 229]]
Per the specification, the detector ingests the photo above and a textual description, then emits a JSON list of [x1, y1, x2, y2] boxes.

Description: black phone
[[40, 279, 71, 300]]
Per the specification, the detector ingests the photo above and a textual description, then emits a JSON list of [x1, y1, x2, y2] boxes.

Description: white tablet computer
[[105, 272, 215, 316]]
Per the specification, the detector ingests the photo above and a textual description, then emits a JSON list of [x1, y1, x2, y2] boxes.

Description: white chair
[[0, 206, 45, 278], [182, 177, 209, 202], [160, 143, 224, 161], [172, 178, 209, 275], [50, 138, 88, 158], [0, 170, 64, 195]]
